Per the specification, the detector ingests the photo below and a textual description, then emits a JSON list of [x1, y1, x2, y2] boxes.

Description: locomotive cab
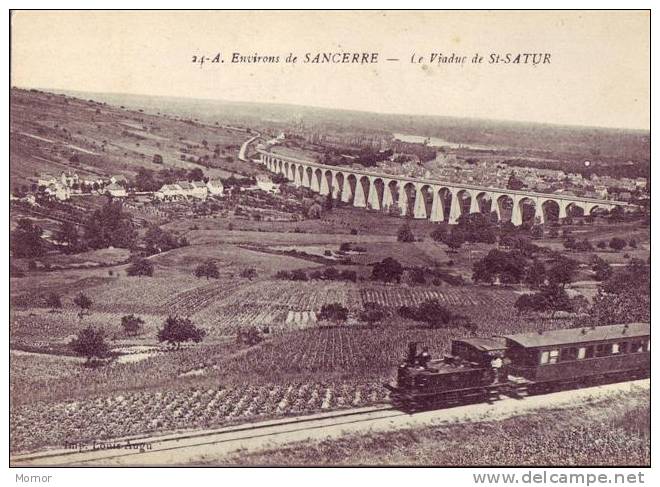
[[386, 338, 508, 410]]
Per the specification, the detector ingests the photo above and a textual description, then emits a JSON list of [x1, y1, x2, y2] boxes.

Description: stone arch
[[288, 163, 296, 182], [344, 174, 358, 204], [311, 168, 323, 192], [322, 170, 333, 196], [386, 180, 399, 214], [414, 184, 434, 219], [369, 177, 386, 211], [516, 196, 537, 226], [296, 165, 304, 186], [456, 189, 473, 216], [399, 182, 417, 217], [496, 195, 514, 223], [475, 192, 492, 214], [304, 166, 313, 188], [436, 187, 453, 223], [355, 175, 370, 208], [566, 202, 585, 219], [333, 172, 345, 199], [541, 199, 560, 223]]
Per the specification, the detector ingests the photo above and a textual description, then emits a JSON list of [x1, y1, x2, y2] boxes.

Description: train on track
[[385, 322, 650, 411]]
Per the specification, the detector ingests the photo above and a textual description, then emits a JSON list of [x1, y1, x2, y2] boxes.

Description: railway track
[[11, 378, 649, 466], [11, 405, 401, 466]]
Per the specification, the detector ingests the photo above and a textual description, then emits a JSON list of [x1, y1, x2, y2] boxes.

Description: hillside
[[53, 89, 650, 167], [9, 88, 253, 190]]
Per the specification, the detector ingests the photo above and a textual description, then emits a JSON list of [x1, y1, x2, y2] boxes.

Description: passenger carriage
[[504, 323, 650, 392]]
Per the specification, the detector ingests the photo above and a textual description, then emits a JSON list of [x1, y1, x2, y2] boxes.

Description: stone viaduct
[[258, 150, 632, 225]]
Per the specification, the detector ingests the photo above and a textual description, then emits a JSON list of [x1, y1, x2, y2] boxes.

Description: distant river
[[392, 132, 495, 151]]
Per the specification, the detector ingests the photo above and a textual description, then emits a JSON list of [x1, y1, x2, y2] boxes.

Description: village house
[[206, 179, 224, 196], [105, 183, 127, 198], [37, 173, 58, 188], [60, 171, 79, 187], [44, 183, 71, 201], [110, 174, 128, 186], [255, 174, 277, 193], [190, 181, 209, 199], [155, 183, 183, 200]]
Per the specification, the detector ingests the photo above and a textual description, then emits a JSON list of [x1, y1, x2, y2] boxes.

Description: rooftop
[[504, 323, 649, 349]]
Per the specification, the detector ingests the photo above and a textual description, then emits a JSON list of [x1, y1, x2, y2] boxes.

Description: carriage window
[[548, 349, 559, 364], [619, 342, 628, 354], [577, 347, 586, 359], [540, 351, 549, 364], [585, 346, 595, 358], [595, 344, 612, 357], [561, 347, 578, 361], [647, 341, 650, 352], [612, 343, 620, 354], [631, 341, 644, 353]]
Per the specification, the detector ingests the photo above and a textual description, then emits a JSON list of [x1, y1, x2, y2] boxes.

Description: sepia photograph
[[7, 9, 651, 471]]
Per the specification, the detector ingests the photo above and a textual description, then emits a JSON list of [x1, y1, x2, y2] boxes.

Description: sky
[[11, 10, 650, 130]]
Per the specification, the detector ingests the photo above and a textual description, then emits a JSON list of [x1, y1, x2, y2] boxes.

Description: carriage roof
[[503, 323, 649, 349], [454, 337, 507, 352]]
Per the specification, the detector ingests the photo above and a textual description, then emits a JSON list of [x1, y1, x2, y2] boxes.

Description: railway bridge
[[258, 150, 634, 226]]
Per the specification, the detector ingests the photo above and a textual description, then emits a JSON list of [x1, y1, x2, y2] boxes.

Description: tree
[[359, 302, 386, 327], [307, 202, 322, 219], [506, 172, 524, 190], [318, 303, 348, 325], [152, 154, 163, 164], [237, 326, 263, 346], [609, 237, 627, 252], [397, 223, 415, 242], [371, 257, 404, 283], [194, 260, 219, 279], [416, 299, 455, 328], [445, 229, 465, 252], [591, 256, 613, 281], [547, 256, 579, 288], [69, 326, 108, 364], [121, 314, 144, 336], [127, 257, 154, 277], [240, 268, 258, 280], [472, 250, 526, 285], [408, 267, 426, 285], [514, 284, 573, 318], [144, 225, 184, 254], [54, 220, 81, 252], [73, 292, 93, 318], [430, 227, 447, 243], [524, 260, 546, 289], [83, 200, 137, 249], [597, 240, 608, 250], [324, 192, 334, 211], [45, 292, 62, 311], [10, 219, 44, 258], [157, 316, 206, 349]]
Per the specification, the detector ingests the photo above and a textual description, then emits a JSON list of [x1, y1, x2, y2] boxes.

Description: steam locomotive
[[385, 322, 650, 411]]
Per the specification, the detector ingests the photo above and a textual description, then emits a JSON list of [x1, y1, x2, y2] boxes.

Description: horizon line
[[12, 84, 651, 134]]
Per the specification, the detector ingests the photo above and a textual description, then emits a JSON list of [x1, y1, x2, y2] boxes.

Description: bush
[[127, 257, 154, 277], [157, 316, 206, 349], [609, 237, 627, 252], [291, 269, 308, 281], [69, 326, 109, 364], [194, 260, 219, 279], [121, 314, 144, 336], [45, 292, 62, 310], [318, 303, 348, 324], [237, 326, 263, 346]]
